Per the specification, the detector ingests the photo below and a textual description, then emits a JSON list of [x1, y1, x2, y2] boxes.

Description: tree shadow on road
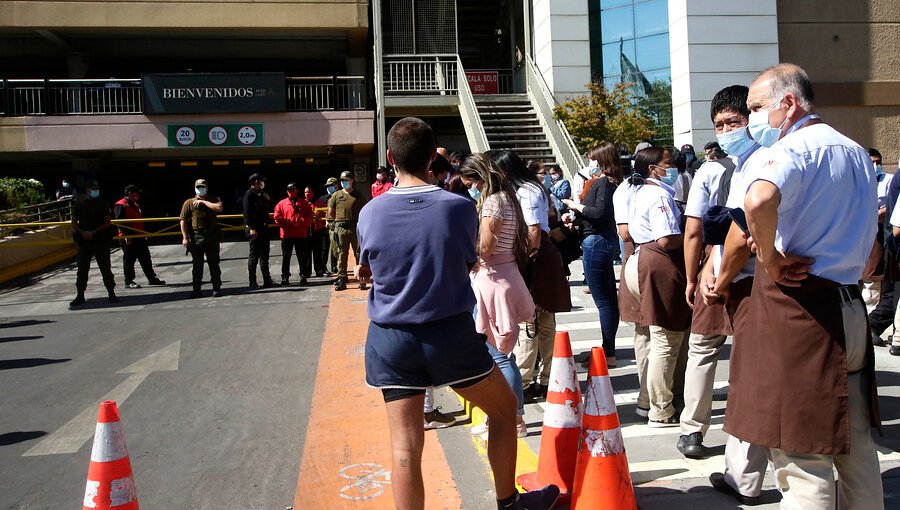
[[0, 431, 46, 447], [0, 357, 70, 370]]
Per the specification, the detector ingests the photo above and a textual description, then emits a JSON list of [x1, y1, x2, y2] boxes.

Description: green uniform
[[327, 188, 366, 278], [180, 196, 222, 291]]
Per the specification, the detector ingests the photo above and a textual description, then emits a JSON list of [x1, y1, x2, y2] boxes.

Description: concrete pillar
[[668, 0, 779, 148], [532, 0, 591, 102]]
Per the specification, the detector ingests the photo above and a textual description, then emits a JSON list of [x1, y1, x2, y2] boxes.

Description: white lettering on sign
[[208, 126, 228, 145], [237, 126, 258, 145], [175, 126, 196, 146], [161, 87, 255, 99]]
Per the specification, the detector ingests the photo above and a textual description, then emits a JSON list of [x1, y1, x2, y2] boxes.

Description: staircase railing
[[524, 55, 586, 178], [455, 56, 490, 153]]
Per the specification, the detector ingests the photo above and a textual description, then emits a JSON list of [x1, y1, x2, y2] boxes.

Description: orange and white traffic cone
[[517, 330, 582, 504], [83, 400, 139, 510], [571, 347, 636, 510]]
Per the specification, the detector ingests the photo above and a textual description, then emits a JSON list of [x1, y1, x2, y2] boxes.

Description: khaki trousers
[[724, 435, 772, 498], [624, 250, 686, 421], [680, 333, 727, 435], [770, 295, 883, 510], [514, 309, 556, 388], [633, 325, 651, 410], [861, 280, 880, 314]]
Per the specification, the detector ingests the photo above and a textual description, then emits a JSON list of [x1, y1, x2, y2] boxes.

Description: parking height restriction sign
[[167, 124, 264, 147]]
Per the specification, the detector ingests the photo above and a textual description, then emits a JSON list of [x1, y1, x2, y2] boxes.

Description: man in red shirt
[[370, 166, 393, 198], [113, 184, 166, 289], [304, 186, 329, 277], [273, 182, 314, 285]]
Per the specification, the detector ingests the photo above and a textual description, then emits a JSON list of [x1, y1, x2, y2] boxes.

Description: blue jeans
[[485, 341, 525, 416], [582, 234, 620, 357]]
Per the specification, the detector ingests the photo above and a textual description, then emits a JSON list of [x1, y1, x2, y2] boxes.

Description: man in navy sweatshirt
[[355, 117, 559, 510]]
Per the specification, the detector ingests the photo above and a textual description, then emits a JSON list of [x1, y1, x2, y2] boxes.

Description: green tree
[[638, 80, 674, 147], [553, 81, 655, 155], [0, 177, 48, 210]]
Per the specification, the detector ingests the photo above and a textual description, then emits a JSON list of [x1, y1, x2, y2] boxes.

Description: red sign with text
[[466, 71, 499, 95]]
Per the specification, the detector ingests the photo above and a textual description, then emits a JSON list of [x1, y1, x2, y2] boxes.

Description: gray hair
[[757, 63, 815, 111]]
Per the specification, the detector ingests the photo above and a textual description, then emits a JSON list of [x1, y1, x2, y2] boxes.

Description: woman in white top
[[459, 153, 535, 437], [623, 146, 693, 427]]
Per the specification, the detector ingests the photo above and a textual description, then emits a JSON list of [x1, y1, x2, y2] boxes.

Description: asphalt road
[[0, 241, 330, 509]]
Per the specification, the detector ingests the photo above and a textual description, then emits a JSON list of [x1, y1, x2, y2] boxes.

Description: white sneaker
[[470, 418, 488, 436]]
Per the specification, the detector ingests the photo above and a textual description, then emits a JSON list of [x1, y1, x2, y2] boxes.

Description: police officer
[[70, 180, 117, 307], [243, 173, 277, 289], [114, 184, 166, 289], [327, 170, 367, 290], [180, 179, 224, 298], [320, 177, 339, 276]]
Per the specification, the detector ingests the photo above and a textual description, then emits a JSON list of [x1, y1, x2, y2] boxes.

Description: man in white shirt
[[726, 63, 883, 509]]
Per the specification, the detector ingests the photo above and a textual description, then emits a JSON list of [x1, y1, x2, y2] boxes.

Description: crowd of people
[[356, 62, 891, 510]]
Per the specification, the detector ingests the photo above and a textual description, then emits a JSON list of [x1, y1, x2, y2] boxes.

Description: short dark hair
[[868, 148, 882, 159], [709, 85, 750, 122], [704, 141, 721, 152], [429, 152, 452, 177], [387, 117, 436, 174]]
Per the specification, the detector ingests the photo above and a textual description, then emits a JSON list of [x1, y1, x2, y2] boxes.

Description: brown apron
[[528, 230, 572, 313], [725, 261, 881, 454], [690, 275, 753, 336], [618, 240, 642, 323], [636, 241, 692, 331]]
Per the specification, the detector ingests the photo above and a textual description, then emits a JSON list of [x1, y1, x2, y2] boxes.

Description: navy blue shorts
[[365, 312, 495, 392]]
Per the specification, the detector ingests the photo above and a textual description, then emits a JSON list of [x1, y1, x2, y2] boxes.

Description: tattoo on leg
[[400, 458, 409, 468]]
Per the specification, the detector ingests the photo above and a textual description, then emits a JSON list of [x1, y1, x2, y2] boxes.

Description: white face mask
[[259, 181, 266, 190], [195, 187, 207, 196]]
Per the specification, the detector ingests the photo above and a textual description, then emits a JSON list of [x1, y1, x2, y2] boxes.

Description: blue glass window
[[601, 39, 636, 78], [634, 0, 668, 38], [635, 34, 670, 72], [600, 6, 634, 44]]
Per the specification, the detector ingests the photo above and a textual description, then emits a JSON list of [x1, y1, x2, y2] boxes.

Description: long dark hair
[[487, 150, 536, 189], [629, 146, 666, 186]]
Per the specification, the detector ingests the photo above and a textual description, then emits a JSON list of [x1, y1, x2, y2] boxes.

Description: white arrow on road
[[22, 340, 180, 457]]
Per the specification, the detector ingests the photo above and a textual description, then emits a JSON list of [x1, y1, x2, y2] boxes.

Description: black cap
[[680, 144, 695, 153], [286, 182, 298, 189], [248, 173, 265, 184], [124, 184, 142, 194]]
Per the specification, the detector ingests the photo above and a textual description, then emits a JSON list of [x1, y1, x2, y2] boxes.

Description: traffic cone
[[571, 347, 636, 510], [517, 331, 583, 504], [83, 400, 139, 510]]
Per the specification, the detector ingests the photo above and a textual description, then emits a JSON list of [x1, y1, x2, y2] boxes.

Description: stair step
[[478, 111, 537, 117]]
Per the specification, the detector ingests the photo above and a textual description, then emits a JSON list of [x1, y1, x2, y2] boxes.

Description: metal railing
[[286, 76, 367, 111], [1, 77, 367, 115], [0, 199, 74, 236], [455, 57, 490, 153], [524, 55, 586, 178], [382, 54, 459, 95]]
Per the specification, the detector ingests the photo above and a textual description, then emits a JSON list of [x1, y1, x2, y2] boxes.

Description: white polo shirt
[[748, 119, 876, 285], [627, 182, 682, 244], [684, 159, 733, 218], [516, 181, 550, 233], [877, 172, 893, 209], [888, 194, 900, 227], [614, 177, 673, 225]]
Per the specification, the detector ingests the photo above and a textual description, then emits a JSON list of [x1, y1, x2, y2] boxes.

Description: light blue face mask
[[542, 175, 552, 188], [89, 189, 100, 199], [468, 187, 481, 201], [340, 181, 351, 190], [326, 185, 336, 194], [875, 165, 885, 178], [195, 187, 207, 196], [658, 168, 678, 186], [748, 96, 789, 147], [717, 127, 755, 157]]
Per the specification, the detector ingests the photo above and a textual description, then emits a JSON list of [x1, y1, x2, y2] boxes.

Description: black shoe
[[574, 351, 591, 364], [212, 289, 223, 298], [710, 472, 760, 506], [108, 293, 120, 303], [522, 385, 538, 404], [513, 484, 561, 510], [359, 282, 368, 290], [148, 278, 166, 286], [189, 290, 203, 299], [534, 384, 548, 400], [262, 280, 279, 288], [299, 277, 308, 286], [676, 432, 707, 459], [872, 329, 886, 347], [315, 271, 324, 278], [125, 282, 141, 289], [334, 278, 347, 291], [249, 281, 259, 290], [69, 294, 86, 307], [891, 344, 900, 356], [281, 277, 290, 286]]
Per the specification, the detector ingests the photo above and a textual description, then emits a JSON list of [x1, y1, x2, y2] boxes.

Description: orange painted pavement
[[293, 282, 463, 509]]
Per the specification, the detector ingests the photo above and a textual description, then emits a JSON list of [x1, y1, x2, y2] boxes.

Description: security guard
[[327, 170, 367, 290], [243, 173, 277, 289], [180, 178, 224, 298], [319, 177, 340, 276], [114, 184, 166, 289], [70, 180, 117, 307]]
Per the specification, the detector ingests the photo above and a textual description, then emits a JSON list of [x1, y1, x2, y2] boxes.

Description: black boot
[[872, 328, 886, 347], [69, 293, 86, 307]]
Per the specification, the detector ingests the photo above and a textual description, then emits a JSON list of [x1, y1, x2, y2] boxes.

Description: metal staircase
[[475, 94, 556, 165]]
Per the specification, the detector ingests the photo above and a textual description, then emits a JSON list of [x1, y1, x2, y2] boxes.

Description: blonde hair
[[459, 153, 530, 264]]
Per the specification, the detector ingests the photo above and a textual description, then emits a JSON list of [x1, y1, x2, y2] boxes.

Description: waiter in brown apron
[[730, 63, 883, 509], [623, 146, 692, 428]]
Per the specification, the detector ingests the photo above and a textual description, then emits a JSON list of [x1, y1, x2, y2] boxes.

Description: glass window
[[602, 39, 636, 78], [600, 0, 632, 9], [634, 0, 668, 38], [600, 6, 634, 44], [635, 34, 670, 72], [643, 69, 671, 86]]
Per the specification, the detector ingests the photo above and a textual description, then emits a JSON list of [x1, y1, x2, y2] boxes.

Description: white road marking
[[23, 341, 180, 456]]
